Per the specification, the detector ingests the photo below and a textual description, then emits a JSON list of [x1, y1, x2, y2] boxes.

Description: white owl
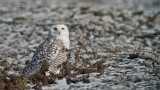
[[22, 24, 70, 76]]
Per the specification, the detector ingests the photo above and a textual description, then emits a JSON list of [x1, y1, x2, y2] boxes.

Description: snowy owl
[[22, 24, 70, 76]]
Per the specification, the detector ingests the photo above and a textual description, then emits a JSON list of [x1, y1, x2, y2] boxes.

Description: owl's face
[[51, 24, 69, 37], [50, 24, 70, 49]]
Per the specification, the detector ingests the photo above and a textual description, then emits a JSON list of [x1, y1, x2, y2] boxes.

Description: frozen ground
[[0, 0, 160, 90]]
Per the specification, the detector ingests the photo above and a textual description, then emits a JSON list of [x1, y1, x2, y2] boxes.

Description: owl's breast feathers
[[21, 39, 67, 76]]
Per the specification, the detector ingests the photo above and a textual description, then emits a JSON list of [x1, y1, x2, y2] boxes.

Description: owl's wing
[[21, 39, 63, 75], [31, 39, 61, 62]]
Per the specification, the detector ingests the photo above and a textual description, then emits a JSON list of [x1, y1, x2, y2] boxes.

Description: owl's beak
[[55, 30, 60, 35]]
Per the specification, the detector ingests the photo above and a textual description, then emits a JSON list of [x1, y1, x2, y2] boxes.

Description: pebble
[[102, 15, 113, 23]]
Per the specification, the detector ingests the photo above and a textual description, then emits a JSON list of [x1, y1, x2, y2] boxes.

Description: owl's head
[[49, 24, 70, 49], [50, 24, 69, 37]]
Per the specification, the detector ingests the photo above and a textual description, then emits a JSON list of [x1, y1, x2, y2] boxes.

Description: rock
[[128, 53, 139, 59], [102, 15, 113, 23], [115, 35, 127, 44], [0, 17, 13, 24]]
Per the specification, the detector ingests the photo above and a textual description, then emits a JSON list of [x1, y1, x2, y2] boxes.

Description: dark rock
[[128, 53, 139, 59]]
